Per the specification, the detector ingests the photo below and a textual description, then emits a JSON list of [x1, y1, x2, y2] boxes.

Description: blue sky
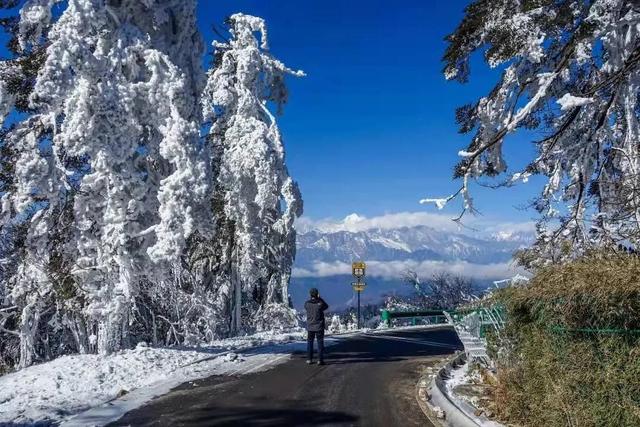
[[199, 0, 542, 226], [0, 1, 542, 228]]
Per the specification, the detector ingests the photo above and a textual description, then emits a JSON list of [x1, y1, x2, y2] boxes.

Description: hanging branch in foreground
[[425, 0, 640, 264]]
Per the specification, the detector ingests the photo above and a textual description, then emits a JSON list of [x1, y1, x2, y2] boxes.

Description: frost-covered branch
[[430, 0, 640, 263]]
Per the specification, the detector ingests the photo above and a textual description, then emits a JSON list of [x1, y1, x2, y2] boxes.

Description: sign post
[[351, 261, 366, 329]]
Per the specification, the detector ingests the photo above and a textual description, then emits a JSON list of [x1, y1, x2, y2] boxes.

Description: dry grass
[[505, 252, 640, 330], [488, 252, 640, 426]]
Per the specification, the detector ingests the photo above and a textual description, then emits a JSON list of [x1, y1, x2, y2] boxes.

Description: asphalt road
[[111, 327, 463, 427]]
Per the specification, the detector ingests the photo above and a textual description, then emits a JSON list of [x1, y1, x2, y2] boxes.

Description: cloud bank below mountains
[[293, 259, 525, 281], [293, 211, 533, 281], [296, 211, 535, 237]]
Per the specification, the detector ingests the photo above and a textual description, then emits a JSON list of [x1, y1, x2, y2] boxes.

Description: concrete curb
[[415, 362, 447, 427], [415, 351, 504, 427]]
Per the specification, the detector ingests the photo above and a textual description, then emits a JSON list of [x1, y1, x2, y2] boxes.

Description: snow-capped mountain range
[[296, 225, 531, 267], [289, 213, 534, 310]]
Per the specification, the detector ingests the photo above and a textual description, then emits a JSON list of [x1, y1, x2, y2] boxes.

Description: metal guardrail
[[381, 307, 505, 339], [451, 307, 505, 339], [380, 309, 448, 327], [382, 307, 504, 368]]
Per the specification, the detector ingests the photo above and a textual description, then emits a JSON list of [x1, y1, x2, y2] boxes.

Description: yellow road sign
[[352, 261, 366, 278], [352, 282, 366, 292]]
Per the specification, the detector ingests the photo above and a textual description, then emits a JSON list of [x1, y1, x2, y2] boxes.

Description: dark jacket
[[304, 297, 329, 332]]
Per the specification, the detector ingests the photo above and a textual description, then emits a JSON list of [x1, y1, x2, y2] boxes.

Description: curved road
[[111, 327, 463, 427]]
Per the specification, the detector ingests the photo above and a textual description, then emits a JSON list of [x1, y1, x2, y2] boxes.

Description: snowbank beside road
[[0, 330, 308, 426]]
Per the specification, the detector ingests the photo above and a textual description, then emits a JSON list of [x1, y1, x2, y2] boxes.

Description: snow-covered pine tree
[[202, 14, 304, 334], [425, 0, 640, 264], [0, 0, 63, 369], [0, 0, 208, 365]]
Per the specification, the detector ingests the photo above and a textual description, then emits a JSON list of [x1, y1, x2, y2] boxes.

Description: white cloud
[[292, 259, 525, 281], [295, 211, 535, 237], [483, 221, 537, 235], [293, 261, 353, 278]]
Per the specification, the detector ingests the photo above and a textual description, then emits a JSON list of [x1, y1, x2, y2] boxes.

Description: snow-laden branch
[[430, 0, 640, 258]]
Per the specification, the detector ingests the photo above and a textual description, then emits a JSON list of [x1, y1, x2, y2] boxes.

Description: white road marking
[[244, 353, 291, 375], [226, 353, 291, 376], [371, 334, 460, 350]]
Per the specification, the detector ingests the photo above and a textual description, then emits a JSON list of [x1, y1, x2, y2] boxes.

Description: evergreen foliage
[[0, 3, 303, 370]]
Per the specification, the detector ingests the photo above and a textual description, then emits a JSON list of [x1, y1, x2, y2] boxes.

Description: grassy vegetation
[[487, 252, 640, 426]]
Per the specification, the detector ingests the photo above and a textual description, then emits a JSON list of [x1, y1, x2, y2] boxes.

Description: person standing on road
[[305, 288, 329, 365]]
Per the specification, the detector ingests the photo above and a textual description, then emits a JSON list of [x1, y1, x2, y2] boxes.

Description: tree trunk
[[18, 300, 40, 369], [69, 314, 90, 354], [230, 248, 242, 336]]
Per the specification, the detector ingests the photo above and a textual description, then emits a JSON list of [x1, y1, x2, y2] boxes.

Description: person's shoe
[[306, 360, 313, 365], [317, 360, 325, 366]]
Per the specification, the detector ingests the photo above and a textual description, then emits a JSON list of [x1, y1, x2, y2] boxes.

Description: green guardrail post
[[381, 309, 390, 327]]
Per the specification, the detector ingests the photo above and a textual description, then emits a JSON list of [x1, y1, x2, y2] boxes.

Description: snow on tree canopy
[[202, 13, 304, 334], [0, 0, 208, 364], [0, 7, 305, 369], [428, 0, 640, 264]]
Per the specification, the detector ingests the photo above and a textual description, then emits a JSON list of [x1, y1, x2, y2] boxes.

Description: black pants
[[307, 330, 324, 362]]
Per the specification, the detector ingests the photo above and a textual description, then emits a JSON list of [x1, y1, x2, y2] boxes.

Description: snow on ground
[[370, 324, 452, 333], [0, 330, 324, 426], [444, 360, 503, 427], [0, 325, 452, 425], [445, 360, 475, 396]]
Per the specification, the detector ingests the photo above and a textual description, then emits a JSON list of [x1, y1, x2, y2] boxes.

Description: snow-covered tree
[[328, 314, 342, 333], [0, 0, 208, 366], [0, 6, 306, 369], [0, 1, 51, 369], [202, 14, 304, 335], [425, 0, 640, 264]]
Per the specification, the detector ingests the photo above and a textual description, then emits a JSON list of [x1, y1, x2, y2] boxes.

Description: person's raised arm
[[319, 297, 328, 311]]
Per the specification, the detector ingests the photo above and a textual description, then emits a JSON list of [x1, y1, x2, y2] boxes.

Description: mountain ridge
[[289, 219, 533, 310], [295, 224, 532, 267]]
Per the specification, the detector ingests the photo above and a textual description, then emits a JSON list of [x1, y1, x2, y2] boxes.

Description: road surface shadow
[[319, 354, 406, 365], [110, 328, 460, 427], [320, 346, 458, 365], [315, 331, 463, 365], [112, 406, 358, 426]]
